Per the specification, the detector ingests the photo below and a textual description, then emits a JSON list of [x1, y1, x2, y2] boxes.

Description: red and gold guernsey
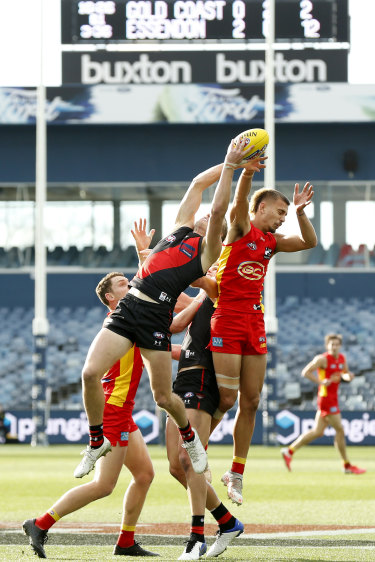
[[101, 344, 144, 409], [215, 224, 277, 313], [317, 351, 345, 403]]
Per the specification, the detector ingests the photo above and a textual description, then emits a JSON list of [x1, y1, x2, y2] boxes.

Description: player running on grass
[[73, 137, 255, 481], [281, 333, 366, 475], [209, 162, 318, 505]]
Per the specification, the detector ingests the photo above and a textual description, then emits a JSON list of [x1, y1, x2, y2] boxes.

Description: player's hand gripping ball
[[234, 128, 269, 161]]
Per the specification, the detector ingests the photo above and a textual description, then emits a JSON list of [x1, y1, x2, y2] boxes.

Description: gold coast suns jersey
[[101, 344, 144, 408], [215, 224, 277, 313]]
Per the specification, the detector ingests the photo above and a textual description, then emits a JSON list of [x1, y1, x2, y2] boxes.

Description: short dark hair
[[250, 188, 290, 214], [96, 271, 124, 306], [325, 333, 343, 347]]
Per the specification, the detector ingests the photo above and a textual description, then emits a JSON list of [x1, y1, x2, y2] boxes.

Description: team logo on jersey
[[180, 241, 196, 259], [166, 234, 176, 242], [120, 431, 129, 441], [212, 337, 223, 347], [253, 304, 262, 311], [237, 261, 265, 281], [153, 332, 165, 339], [184, 392, 194, 398], [259, 336, 266, 342], [247, 242, 257, 250], [264, 247, 273, 260], [159, 292, 172, 303]]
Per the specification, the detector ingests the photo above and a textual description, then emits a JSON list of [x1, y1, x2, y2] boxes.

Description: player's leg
[[23, 446, 126, 558], [281, 410, 327, 471], [178, 409, 210, 560], [211, 351, 242, 432], [221, 354, 266, 505], [114, 428, 159, 557], [141, 348, 207, 475], [166, 415, 187, 487], [327, 413, 366, 474]]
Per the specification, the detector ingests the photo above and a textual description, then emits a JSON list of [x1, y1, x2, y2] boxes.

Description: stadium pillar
[[32, 0, 49, 447], [263, 0, 278, 447], [113, 200, 121, 248]]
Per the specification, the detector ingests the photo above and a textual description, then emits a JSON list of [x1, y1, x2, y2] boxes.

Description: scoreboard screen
[[61, 0, 349, 43]]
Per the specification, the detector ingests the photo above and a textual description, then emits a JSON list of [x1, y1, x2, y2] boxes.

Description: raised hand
[[131, 218, 155, 252], [293, 182, 314, 213]]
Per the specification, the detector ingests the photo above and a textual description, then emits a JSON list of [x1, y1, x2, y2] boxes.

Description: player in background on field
[[74, 137, 255, 480], [281, 333, 366, 475], [209, 159, 318, 505]]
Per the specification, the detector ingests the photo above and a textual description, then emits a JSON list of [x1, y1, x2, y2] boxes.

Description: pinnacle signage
[[62, 49, 348, 85]]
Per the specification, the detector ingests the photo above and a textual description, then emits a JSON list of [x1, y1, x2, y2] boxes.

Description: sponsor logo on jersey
[[247, 242, 257, 250], [159, 291, 172, 302], [212, 337, 223, 347], [153, 332, 165, 339], [253, 304, 262, 311], [180, 241, 196, 259], [166, 234, 176, 242], [153, 340, 162, 346], [185, 350, 195, 358], [121, 431, 129, 441], [238, 261, 265, 281], [264, 247, 273, 260], [259, 336, 266, 342]]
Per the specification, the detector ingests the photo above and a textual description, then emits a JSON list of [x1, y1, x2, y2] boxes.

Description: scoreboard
[[61, 0, 349, 43]]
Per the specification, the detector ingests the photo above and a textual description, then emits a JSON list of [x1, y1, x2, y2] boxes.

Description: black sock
[[178, 422, 195, 442], [89, 424, 104, 449], [211, 503, 236, 532], [190, 515, 205, 542]]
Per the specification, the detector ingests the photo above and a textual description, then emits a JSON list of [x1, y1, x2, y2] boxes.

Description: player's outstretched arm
[[275, 182, 318, 253], [174, 164, 224, 230]]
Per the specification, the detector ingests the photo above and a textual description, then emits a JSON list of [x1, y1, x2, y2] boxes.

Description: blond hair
[[250, 188, 290, 215]]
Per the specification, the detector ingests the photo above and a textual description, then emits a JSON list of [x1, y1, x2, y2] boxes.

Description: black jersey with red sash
[[178, 296, 214, 372], [131, 226, 204, 308]]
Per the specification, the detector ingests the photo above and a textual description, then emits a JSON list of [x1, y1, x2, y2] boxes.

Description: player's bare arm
[[201, 138, 253, 271], [174, 164, 224, 230], [274, 182, 318, 252], [190, 276, 218, 299], [341, 361, 355, 382], [170, 292, 205, 334], [227, 155, 267, 241], [301, 354, 327, 384]]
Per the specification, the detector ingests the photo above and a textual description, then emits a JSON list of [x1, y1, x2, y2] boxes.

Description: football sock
[[231, 456, 246, 475], [178, 422, 195, 442], [288, 447, 295, 455], [190, 515, 205, 542], [344, 461, 351, 468], [89, 423, 104, 449], [117, 525, 136, 548], [35, 509, 60, 530], [211, 503, 236, 532]]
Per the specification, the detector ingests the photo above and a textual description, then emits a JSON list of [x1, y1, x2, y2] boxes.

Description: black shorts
[[173, 368, 220, 416], [105, 294, 172, 351]]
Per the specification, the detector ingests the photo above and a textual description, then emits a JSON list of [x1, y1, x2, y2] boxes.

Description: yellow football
[[234, 128, 269, 160]]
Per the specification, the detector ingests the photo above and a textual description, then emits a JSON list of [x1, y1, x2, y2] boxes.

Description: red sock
[[35, 509, 60, 530], [117, 525, 135, 548], [288, 448, 294, 456], [178, 422, 195, 442], [89, 424, 104, 448], [231, 456, 246, 475]]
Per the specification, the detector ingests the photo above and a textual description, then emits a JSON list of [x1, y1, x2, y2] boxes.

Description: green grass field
[[0, 444, 374, 560]]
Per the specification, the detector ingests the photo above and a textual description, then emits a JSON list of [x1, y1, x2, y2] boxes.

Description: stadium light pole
[[31, 0, 49, 447], [263, 0, 278, 446]]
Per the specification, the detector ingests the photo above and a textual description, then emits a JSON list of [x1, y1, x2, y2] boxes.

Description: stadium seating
[[0, 296, 374, 414], [0, 243, 373, 268]]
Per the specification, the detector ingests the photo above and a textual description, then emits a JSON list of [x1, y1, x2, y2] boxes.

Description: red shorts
[[209, 311, 267, 355], [103, 402, 139, 447], [318, 398, 340, 417]]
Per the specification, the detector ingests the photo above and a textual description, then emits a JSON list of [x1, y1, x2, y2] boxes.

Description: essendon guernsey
[[131, 226, 204, 307]]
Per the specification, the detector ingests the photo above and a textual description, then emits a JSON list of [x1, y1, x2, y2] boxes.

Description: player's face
[[107, 275, 129, 306], [263, 198, 288, 233], [326, 338, 341, 357], [194, 214, 210, 236]]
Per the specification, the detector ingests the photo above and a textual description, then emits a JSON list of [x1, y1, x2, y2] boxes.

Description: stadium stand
[[0, 243, 373, 268], [1, 296, 374, 413]]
